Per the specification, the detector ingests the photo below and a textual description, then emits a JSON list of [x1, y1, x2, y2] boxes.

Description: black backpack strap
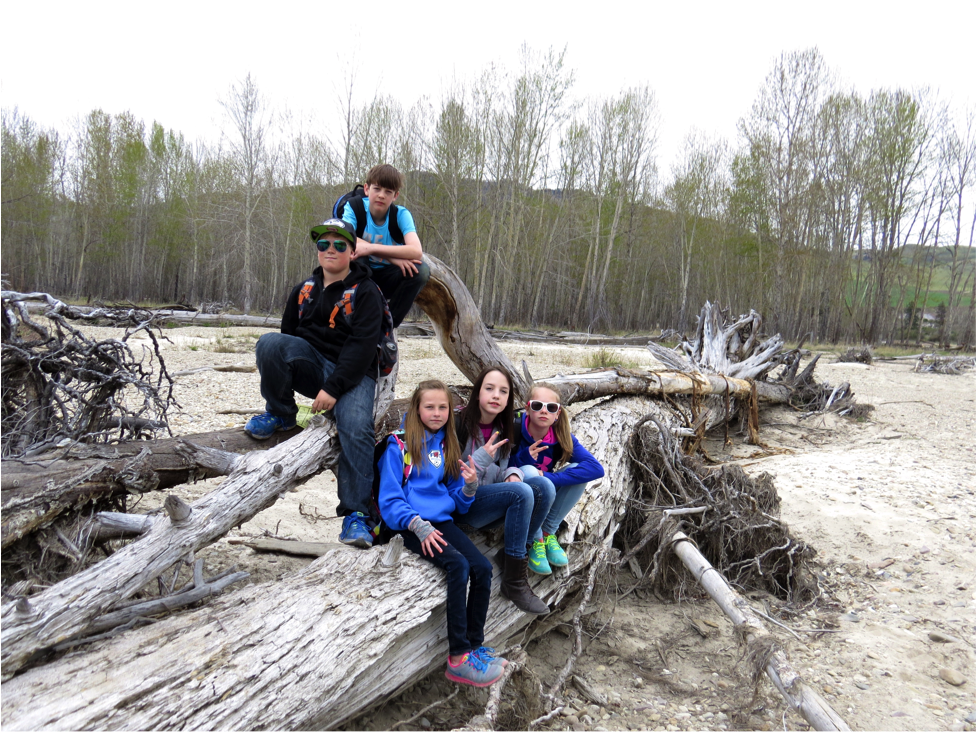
[[348, 196, 368, 239], [388, 203, 404, 244], [510, 412, 524, 454]]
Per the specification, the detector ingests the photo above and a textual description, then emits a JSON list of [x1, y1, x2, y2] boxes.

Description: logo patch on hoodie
[[428, 449, 442, 468]]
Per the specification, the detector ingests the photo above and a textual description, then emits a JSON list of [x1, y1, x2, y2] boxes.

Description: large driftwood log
[[0, 395, 658, 729], [0, 427, 299, 549], [415, 255, 531, 398], [0, 364, 398, 678]]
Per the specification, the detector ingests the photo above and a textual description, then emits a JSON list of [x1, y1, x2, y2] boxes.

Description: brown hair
[[457, 366, 515, 455], [405, 380, 461, 481], [530, 384, 573, 467], [365, 163, 403, 192]]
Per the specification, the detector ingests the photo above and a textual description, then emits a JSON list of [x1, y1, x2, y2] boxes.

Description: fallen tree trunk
[[2, 274, 819, 727], [1, 427, 300, 549], [0, 394, 658, 729]]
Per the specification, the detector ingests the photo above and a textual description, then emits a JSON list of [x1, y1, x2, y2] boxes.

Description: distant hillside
[[899, 243, 976, 266]]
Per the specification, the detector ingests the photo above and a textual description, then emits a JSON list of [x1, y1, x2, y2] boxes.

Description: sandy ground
[[116, 325, 975, 731]]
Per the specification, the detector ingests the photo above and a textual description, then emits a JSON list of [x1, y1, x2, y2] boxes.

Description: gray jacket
[[460, 431, 525, 486]]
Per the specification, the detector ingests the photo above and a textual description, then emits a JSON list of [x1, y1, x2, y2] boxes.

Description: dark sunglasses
[[528, 400, 560, 413], [316, 238, 349, 253]]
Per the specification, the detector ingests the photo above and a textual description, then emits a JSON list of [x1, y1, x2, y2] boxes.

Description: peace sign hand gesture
[[528, 439, 546, 461], [482, 431, 509, 459], [459, 456, 478, 486]]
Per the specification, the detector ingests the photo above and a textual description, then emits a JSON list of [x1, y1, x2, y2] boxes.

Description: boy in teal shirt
[[341, 163, 430, 327]]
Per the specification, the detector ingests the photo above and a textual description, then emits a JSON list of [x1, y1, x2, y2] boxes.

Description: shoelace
[[461, 652, 488, 672], [472, 646, 497, 664]]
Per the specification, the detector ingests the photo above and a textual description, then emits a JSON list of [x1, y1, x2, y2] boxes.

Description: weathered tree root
[[621, 417, 817, 603], [1, 290, 176, 458]]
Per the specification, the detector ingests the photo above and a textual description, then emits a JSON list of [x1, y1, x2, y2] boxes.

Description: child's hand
[[459, 456, 478, 485], [482, 431, 509, 459], [528, 439, 546, 460], [312, 389, 337, 412], [505, 474, 521, 483], [393, 259, 420, 277], [421, 529, 448, 557]]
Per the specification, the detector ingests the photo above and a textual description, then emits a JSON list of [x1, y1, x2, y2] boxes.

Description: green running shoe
[[528, 540, 552, 575], [544, 533, 568, 567]]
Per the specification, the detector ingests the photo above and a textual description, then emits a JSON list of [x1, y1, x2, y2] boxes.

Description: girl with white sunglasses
[[511, 385, 605, 574]]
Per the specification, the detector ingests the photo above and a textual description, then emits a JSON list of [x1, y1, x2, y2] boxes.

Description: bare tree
[[220, 74, 272, 315]]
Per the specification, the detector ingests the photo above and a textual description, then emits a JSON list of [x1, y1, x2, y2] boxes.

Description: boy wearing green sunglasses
[[246, 218, 385, 549]]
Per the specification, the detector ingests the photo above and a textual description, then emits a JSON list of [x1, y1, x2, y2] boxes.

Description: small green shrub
[[583, 347, 638, 370]]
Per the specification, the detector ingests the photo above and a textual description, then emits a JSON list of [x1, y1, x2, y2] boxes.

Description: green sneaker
[[544, 534, 568, 567], [528, 540, 552, 575]]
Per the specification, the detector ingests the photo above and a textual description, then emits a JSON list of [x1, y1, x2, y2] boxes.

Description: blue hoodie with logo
[[378, 426, 475, 531]]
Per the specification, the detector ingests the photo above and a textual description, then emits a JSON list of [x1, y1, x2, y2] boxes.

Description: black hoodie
[[280, 260, 382, 398]]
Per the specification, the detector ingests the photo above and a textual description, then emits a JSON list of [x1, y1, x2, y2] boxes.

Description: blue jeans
[[400, 520, 493, 657], [370, 261, 430, 327], [255, 332, 376, 517], [458, 476, 555, 559], [521, 464, 587, 541]]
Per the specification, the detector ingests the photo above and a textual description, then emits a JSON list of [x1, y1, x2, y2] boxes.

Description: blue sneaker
[[244, 412, 296, 440], [445, 652, 504, 687], [339, 512, 373, 549], [471, 646, 508, 669]]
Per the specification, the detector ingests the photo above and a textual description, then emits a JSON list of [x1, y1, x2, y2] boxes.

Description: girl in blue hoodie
[[377, 380, 507, 687], [511, 384, 605, 575]]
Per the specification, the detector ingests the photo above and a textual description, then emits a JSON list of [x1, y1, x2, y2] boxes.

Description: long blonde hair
[[404, 380, 461, 481], [530, 384, 573, 467]]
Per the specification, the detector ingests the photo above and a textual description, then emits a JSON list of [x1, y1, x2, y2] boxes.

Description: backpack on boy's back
[[296, 276, 399, 377], [332, 185, 405, 244]]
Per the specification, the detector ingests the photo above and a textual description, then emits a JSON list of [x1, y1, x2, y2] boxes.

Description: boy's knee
[[414, 261, 430, 286], [255, 332, 286, 365]]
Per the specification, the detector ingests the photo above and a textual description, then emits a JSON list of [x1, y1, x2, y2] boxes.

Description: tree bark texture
[[1, 428, 299, 549], [0, 395, 663, 730], [1, 354, 398, 678]]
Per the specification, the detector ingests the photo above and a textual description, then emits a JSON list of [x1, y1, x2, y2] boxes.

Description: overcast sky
[[2, 0, 974, 176]]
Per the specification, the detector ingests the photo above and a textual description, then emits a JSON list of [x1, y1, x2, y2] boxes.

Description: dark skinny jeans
[[399, 520, 493, 657]]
